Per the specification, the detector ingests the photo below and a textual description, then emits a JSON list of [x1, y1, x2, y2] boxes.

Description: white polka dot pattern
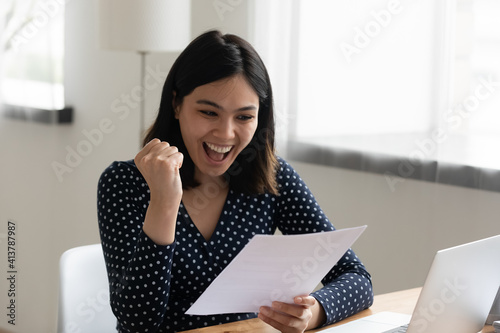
[[97, 158, 373, 332]]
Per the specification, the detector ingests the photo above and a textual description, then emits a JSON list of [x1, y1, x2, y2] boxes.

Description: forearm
[[306, 300, 326, 330], [142, 196, 180, 245], [312, 272, 373, 325]]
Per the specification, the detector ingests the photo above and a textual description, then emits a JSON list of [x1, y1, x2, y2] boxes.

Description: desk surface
[[180, 288, 494, 332]]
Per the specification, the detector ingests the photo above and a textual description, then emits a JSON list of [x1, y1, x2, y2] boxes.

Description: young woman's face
[[175, 74, 259, 181]]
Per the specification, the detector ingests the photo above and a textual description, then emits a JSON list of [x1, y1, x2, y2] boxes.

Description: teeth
[[206, 143, 232, 154]]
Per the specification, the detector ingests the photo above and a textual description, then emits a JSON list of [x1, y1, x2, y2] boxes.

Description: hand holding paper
[[186, 225, 367, 315]]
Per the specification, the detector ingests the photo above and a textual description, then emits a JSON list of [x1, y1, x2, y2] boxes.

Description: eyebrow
[[196, 99, 257, 112]]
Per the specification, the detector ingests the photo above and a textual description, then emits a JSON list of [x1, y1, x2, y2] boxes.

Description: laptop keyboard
[[382, 324, 409, 333]]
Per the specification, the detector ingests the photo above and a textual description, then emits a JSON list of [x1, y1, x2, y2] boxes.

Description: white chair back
[[58, 244, 116, 333]]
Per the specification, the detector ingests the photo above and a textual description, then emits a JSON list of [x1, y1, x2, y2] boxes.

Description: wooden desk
[[180, 288, 494, 332]]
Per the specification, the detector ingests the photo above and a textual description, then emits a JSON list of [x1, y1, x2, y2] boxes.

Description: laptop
[[322, 234, 500, 333]]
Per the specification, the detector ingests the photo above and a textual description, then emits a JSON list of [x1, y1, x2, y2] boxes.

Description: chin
[[194, 160, 229, 179]]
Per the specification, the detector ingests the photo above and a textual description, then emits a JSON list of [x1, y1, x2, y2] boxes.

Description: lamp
[[99, 0, 191, 143]]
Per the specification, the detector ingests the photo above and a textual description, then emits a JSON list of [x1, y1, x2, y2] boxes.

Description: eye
[[237, 115, 255, 121], [199, 110, 217, 117]]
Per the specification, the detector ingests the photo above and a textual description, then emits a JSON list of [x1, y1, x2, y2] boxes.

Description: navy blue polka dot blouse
[[97, 157, 373, 332]]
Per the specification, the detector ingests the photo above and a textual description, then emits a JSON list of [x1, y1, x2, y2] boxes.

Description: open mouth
[[203, 142, 233, 162]]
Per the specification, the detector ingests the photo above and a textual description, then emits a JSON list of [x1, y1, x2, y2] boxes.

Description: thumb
[[175, 152, 184, 170]]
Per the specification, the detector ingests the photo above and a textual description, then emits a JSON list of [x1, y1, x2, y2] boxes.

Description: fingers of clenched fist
[[134, 139, 184, 199], [135, 139, 183, 170]]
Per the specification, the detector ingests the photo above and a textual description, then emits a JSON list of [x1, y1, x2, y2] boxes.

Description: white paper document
[[185, 225, 367, 315]]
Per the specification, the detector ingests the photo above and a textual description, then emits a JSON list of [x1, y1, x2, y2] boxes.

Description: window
[[295, 0, 436, 137], [455, 0, 500, 137], [1, 0, 70, 122], [253, 0, 500, 191]]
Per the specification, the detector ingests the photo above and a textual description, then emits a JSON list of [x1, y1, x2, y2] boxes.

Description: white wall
[[0, 1, 499, 332]]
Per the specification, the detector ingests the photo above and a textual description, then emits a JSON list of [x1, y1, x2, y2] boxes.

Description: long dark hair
[[143, 30, 278, 195]]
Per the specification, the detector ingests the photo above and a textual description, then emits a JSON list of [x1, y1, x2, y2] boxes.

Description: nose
[[213, 118, 236, 140]]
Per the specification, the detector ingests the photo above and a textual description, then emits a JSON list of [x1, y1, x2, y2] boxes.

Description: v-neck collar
[[179, 190, 232, 245]]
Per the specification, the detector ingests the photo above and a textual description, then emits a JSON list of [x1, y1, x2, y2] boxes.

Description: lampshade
[[99, 0, 191, 52]]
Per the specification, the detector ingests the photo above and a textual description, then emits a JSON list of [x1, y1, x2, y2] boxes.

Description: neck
[[193, 169, 229, 188], [182, 175, 229, 213]]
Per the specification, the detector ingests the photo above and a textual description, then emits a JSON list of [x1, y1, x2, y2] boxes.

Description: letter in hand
[[258, 295, 325, 333]]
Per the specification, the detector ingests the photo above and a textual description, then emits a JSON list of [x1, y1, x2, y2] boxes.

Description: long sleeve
[[275, 159, 374, 325], [97, 161, 176, 333]]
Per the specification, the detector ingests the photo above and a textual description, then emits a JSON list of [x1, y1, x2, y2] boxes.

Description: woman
[[98, 30, 373, 333]]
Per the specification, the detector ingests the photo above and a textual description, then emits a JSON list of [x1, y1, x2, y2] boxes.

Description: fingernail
[[296, 296, 303, 303]]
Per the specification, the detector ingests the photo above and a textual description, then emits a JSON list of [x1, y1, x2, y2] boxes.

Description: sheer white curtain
[[1, 0, 65, 111], [252, 0, 500, 192], [251, 0, 300, 157]]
